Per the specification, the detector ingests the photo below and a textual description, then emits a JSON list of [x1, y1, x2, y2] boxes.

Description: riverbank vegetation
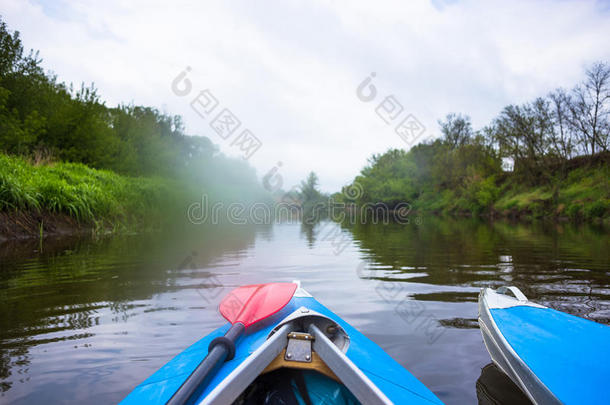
[[340, 62, 610, 221], [0, 18, 213, 177], [0, 18, 266, 238], [0, 153, 177, 234]]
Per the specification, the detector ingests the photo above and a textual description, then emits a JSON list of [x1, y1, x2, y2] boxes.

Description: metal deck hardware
[[285, 332, 314, 363]]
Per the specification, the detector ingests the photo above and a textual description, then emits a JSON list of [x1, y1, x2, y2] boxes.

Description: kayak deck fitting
[[122, 282, 443, 404], [478, 286, 610, 405]]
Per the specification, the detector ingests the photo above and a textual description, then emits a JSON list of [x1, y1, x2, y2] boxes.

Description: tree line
[[492, 62, 609, 174], [339, 61, 609, 217], [0, 17, 264, 203], [0, 18, 209, 175]]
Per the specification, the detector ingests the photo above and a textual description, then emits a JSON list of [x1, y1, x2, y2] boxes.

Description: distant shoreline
[[337, 152, 609, 224], [2, 206, 607, 243]]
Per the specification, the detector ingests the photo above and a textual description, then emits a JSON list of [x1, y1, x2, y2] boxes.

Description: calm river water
[[1, 219, 609, 404]]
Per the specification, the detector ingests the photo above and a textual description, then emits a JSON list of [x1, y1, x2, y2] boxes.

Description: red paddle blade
[[219, 283, 297, 327]]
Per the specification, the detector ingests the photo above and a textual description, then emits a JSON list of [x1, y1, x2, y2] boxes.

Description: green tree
[[438, 113, 473, 149], [299, 172, 327, 222]]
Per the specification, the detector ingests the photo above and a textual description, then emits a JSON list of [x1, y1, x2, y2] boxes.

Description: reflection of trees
[[299, 219, 330, 248], [0, 223, 264, 393], [300, 221, 318, 247], [299, 220, 346, 250], [0, 351, 13, 392], [341, 217, 609, 321]]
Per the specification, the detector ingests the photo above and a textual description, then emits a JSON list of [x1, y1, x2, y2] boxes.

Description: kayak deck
[[479, 287, 610, 405], [491, 305, 610, 404], [122, 288, 442, 404]]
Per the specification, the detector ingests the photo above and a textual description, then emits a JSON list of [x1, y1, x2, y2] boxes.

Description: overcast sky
[[2, 0, 610, 191]]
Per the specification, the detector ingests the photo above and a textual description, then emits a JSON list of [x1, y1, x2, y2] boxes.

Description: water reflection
[[0, 218, 608, 404], [300, 221, 316, 247], [476, 363, 532, 405], [342, 218, 610, 322], [0, 224, 264, 401]]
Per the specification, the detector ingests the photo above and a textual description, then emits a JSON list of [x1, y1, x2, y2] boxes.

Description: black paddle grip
[[208, 322, 244, 360], [166, 322, 245, 405]]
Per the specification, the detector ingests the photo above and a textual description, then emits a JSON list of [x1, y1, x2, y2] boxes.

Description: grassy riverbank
[[338, 148, 609, 222], [0, 19, 270, 240], [493, 166, 609, 220], [414, 161, 609, 220], [0, 153, 180, 238]]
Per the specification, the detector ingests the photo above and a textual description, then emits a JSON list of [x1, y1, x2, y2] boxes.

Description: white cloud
[[2, 0, 609, 191]]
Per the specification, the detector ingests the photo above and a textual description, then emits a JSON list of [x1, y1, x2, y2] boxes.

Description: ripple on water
[[0, 220, 608, 404]]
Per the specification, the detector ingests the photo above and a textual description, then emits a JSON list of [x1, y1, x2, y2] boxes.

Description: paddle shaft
[[167, 322, 245, 405]]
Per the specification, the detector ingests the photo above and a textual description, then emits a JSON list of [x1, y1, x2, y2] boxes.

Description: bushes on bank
[[0, 153, 176, 224]]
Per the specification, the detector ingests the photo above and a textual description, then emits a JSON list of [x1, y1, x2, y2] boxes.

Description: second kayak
[[478, 286, 610, 405]]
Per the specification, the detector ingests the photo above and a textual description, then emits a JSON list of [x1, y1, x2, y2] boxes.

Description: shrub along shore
[[334, 150, 609, 223], [0, 153, 180, 240], [419, 154, 609, 221]]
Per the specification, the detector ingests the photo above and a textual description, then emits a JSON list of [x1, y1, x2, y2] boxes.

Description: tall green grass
[[493, 166, 609, 219], [411, 164, 608, 220], [0, 153, 180, 227]]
